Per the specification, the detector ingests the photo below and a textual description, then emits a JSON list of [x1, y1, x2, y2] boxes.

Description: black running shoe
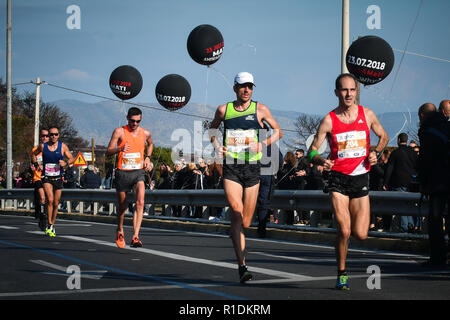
[[239, 265, 253, 283]]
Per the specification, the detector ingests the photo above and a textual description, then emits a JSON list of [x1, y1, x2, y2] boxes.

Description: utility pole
[[341, 0, 349, 74], [34, 77, 41, 146], [6, 0, 12, 189]]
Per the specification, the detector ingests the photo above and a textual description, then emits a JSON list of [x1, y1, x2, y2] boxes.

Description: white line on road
[[250, 251, 423, 265], [30, 259, 107, 279], [57, 234, 313, 281], [0, 225, 18, 229]]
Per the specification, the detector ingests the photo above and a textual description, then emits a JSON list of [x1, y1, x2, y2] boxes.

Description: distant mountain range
[[52, 99, 419, 154]]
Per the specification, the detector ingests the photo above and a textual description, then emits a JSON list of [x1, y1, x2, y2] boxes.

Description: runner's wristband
[[308, 150, 319, 162]]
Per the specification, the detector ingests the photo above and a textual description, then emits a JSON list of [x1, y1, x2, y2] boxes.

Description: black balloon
[[155, 74, 191, 111], [187, 24, 224, 66], [109, 65, 143, 100], [346, 35, 394, 85]]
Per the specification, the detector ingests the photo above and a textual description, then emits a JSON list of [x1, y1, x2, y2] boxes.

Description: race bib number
[[226, 130, 256, 153], [121, 152, 142, 170], [36, 155, 43, 165], [44, 163, 61, 177], [336, 130, 367, 158]]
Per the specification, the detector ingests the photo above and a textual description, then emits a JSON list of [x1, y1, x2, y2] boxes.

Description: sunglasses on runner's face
[[238, 83, 254, 90], [40, 134, 49, 138], [128, 119, 141, 124], [49, 133, 59, 137]]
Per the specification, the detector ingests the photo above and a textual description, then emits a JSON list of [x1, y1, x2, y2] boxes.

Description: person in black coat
[[80, 165, 101, 189], [418, 102, 450, 266], [383, 133, 418, 232], [276, 152, 298, 225]]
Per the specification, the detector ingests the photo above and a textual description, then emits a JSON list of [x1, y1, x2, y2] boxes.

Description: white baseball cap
[[234, 72, 255, 86]]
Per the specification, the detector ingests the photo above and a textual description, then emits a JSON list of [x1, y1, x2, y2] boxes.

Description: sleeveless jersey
[[328, 105, 371, 175], [42, 141, 64, 178], [223, 101, 262, 162], [117, 126, 146, 170], [30, 145, 43, 183]]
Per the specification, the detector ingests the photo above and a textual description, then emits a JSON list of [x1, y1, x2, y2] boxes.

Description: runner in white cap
[[209, 72, 283, 283]]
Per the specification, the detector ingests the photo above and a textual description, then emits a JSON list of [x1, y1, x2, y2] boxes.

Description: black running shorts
[[327, 171, 369, 199], [223, 162, 261, 188], [115, 169, 145, 192], [42, 177, 63, 190]]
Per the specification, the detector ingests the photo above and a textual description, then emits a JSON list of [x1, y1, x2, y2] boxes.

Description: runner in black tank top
[[209, 72, 283, 283]]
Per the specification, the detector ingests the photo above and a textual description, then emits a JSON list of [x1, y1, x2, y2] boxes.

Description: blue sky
[[1, 0, 449, 121]]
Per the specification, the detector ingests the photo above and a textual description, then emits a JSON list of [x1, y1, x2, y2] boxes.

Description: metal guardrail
[[0, 188, 425, 217]]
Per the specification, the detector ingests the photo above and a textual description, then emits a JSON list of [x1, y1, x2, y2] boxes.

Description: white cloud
[[61, 69, 93, 81]]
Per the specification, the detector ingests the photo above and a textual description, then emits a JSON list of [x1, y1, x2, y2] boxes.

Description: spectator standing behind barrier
[[61, 163, 79, 212], [418, 102, 450, 266], [369, 149, 391, 231], [80, 165, 101, 212], [80, 165, 101, 189], [256, 125, 282, 237], [383, 133, 418, 233], [171, 161, 185, 217], [294, 149, 309, 190], [156, 164, 173, 189], [276, 152, 298, 225]]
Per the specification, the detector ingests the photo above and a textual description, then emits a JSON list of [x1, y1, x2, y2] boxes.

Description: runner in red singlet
[[308, 73, 389, 290]]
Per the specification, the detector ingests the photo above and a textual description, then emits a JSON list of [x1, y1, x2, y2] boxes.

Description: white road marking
[[250, 251, 423, 264], [30, 259, 107, 279], [60, 234, 314, 281], [0, 225, 18, 229]]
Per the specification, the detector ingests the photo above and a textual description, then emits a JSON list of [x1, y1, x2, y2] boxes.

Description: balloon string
[[210, 66, 233, 90], [204, 66, 210, 110]]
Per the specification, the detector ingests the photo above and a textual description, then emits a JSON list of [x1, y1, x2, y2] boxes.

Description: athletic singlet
[[117, 126, 146, 171], [42, 141, 64, 178], [30, 146, 43, 182], [223, 101, 263, 162], [328, 105, 371, 175]]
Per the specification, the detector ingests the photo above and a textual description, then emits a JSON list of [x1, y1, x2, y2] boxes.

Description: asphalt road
[[1, 214, 449, 303]]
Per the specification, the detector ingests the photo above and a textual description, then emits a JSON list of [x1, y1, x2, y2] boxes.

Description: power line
[[393, 49, 450, 64], [389, 0, 423, 97], [33, 80, 299, 133]]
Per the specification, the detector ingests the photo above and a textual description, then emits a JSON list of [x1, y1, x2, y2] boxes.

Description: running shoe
[[335, 274, 350, 290], [45, 225, 56, 237], [239, 265, 253, 283], [130, 236, 143, 248], [115, 231, 125, 248]]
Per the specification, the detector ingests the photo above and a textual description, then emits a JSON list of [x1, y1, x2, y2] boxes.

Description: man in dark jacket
[[383, 132, 418, 232], [418, 102, 450, 266], [80, 165, 101, 189]]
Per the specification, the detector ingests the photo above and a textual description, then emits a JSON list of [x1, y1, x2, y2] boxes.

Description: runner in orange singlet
[[308, 74, 388, 290], [106, 107, 154, 248]]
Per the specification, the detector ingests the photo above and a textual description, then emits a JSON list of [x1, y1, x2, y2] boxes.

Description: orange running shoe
[[116, 231, 125, 248], [130, 236, 143, 248]]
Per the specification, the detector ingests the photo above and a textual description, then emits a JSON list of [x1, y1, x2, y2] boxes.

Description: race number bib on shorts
[[336, 130, 367, 159], [226, 129, 256, 153], [121, 152, 142, 170], [44, 163, 61, 177]]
